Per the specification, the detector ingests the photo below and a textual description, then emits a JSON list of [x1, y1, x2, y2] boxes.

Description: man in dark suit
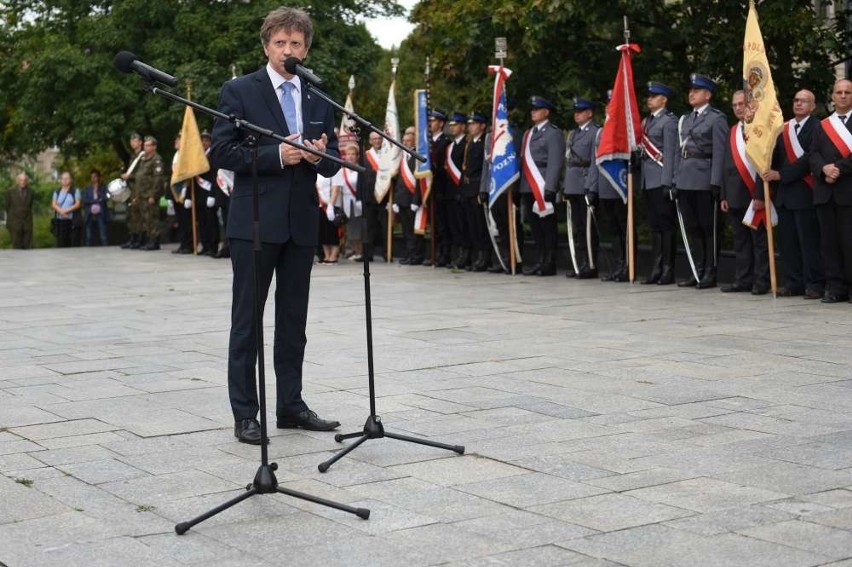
[[719, 90, 769, 295], [445, 112, 469, 268], [809, 78, 852, 304], [521, 96, 565, 276], [428, 109, 453, 266], [639, 82, 679, 285], [762, 90, 824, 299], [4, 173, 34, 249], [210, 7, 341, 444], [671, 73, 728, 289], [463, 112, 488, 272]]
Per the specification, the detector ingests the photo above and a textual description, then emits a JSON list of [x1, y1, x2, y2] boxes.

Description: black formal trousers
[[435, 197, 452, 259], [522, 193, 558, 260], [816, 200, 852, 297], [777, 205, 823, 294], [726, 207, 769, 289], [678, 190, 718, 269], [462, 196, 488, 252], [599, 198, 627, 271], [447, 195, 468, 249], [398, 205, 416, 259], [363, 201, 388, 260], [645, 187, 676, 232], [228, 237, 313, 420]]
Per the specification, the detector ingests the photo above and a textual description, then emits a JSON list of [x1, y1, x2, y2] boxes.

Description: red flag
[[596, 43, 642, 202]]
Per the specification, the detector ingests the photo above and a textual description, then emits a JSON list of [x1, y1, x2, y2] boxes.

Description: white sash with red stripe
[[400, 157, 416, 194], [365, 148, 380, 172], [342, 168, 358, 199], [730, 123, 757, 195], [445, 141, 462, 186], [521, 129, 554, 217], [821, 114, 852, 159], [781, 120, 814, 189]]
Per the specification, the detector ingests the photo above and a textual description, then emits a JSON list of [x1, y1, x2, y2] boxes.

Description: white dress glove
[[410, 204, 419, 212], [206, 196, 216, 208], [392, 203, 399, 214], [184, 198, 192, 210], [325, 206, 335, 222], [354, 200, 363, 216]]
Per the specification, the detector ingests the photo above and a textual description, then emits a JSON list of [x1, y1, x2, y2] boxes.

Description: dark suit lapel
[[255, 69, 289, 136]]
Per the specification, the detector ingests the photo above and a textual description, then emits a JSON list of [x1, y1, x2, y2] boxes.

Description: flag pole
[[764, 180, 777, 295], [187, 81, 199, 255], [386, 57, 399, 263], [624, 16, 636, 284], [425, 57, 436, 267]]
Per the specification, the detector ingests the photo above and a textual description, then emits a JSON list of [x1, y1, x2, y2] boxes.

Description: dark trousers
[[434, 197, 452, 260], [645, 187, 676, 232], [678, 189, 718, 271], [447, 194, 468, 248], [199, 203, 219, 252], [777, 205, 823, 293], [364, 201, 388, 259], [173, 201, 193, 251], [565, 194, 594, 271], [462, 196, 488, 252], [599, 198, 628, 273], [218, 199, 230, 251], [728, 207, 769, 289], [55, 218, 73, 248], [7, 221, 33, 249], [490, 192, 511, 263], [228, 238, 313, 420], [816, 200, 852, 296], [398, 204, 416, 259], [522, 193, 558, 262], [85, 214, 108, 246]]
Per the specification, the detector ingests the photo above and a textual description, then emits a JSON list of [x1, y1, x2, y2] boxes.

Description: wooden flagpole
[[624, 17, 636, 284], [764, 179, 777, 295]]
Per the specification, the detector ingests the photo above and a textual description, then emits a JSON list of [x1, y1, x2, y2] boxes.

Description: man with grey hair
[[4, 173, 34, 249], [210, 6, 341, 444]]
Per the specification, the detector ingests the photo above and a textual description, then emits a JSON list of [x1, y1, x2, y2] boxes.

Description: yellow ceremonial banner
[[171, 106, 210, 184], [743, 0, 783, 173]]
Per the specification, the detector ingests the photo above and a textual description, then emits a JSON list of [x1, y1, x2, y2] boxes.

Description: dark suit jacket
[[721, 123, 763, 210], [394, 154, 417, 207], [430, 133, 451, 200], [809, 115, 852, 207], [770, 118, 815, 210], [461, 135, 484, 198], [5, 185, 34, 227], [210, 68, 339, 245]]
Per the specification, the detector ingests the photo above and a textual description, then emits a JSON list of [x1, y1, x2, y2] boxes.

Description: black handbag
[[332, 206, 348, 227], [50, 217, 59, 236]]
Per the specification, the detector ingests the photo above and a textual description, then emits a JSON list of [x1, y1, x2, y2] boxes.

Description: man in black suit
[[719, 90, 769, 295], [809, 78, 852, 304], [463, 112, 488, 271], [428, 110, 453, 266], [762, 90, 824, 299], [210, 7, 341, 444]]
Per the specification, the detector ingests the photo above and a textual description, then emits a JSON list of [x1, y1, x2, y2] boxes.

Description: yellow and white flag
[[338, 75, 357, 147], [374, 77, 401, 202], [171, 106, 209, 184], [743, 0, 783, 174]]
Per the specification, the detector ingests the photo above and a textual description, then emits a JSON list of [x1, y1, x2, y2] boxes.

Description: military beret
[[572, 97, 595, 111], [689, 73, 717, 93], [448, 112, 467, 124], [467, 111, 488, 124], [648, 81, 674, 99], [530, 96, 555, 111], [429, 109, 448, 121]]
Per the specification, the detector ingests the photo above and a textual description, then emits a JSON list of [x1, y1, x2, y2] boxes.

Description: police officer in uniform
[[520, 96, 565, 276], [136, 135, 167, 250], [671, 73, 727, 289], [463, 112, 489, 271], [640, 82, 679, 284], [562, 98, 599, 278], [121, 132, 144, 249], [428, 109, 453, 266], [445, 112, 469, 268]]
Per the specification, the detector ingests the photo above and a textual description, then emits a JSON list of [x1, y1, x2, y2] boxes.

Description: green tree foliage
[[398, 0, 849, 128], [0, 0, 401, 168]]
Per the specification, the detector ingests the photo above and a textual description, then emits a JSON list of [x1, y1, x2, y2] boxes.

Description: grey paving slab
[[3, 248, 852, 565]]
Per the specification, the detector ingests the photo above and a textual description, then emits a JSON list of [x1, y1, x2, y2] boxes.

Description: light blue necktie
[[280, 82, 298, 136]]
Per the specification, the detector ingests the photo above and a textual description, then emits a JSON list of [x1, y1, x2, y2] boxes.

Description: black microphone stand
[[301, 82, 465, 474], [128, 80, 370, 534]]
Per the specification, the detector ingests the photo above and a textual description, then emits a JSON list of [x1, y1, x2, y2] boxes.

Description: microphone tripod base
[[317, 415, 465, 473]]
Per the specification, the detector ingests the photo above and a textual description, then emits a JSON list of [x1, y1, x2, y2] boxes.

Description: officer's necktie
[[280, 82, 298, 136], [693, 110, 700, 121], [840, 114, 847, 124], [795, 122, 800, 134]]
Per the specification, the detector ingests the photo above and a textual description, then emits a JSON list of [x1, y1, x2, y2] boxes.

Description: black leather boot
[[642, 232, 663, 285], [657, 231, 676, 285], [538, 250, 556, 276]]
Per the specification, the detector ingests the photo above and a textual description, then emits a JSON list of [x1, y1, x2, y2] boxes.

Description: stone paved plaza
[[2, 247, 852, 566]]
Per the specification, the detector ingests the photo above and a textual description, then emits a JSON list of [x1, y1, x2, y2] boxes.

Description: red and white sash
[[821, 114, 852, 159], [445, 141, 462, 186], [642, 134, 664, 167], [781, 120, 814, 189], [521, 129, 553, 217], [342, 168, 358, 199], [365, 148, 380, 172], [400, 157, 416, 194], [730, 124, 757, 195]]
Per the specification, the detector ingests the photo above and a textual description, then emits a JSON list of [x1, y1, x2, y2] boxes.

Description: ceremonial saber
[[484, 204, 507, 272], [585, 202, 596, 270], [565, 200, 580, 274], [675, 197, 701, 282]]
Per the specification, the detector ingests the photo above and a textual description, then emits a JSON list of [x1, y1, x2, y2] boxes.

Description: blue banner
[[414, 89, 432, 178], [488, 67, 519, 208]]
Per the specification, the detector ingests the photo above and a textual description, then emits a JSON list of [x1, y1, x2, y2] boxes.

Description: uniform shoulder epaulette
[[707, 107, 724, 115], [664, 110, 676, 118]]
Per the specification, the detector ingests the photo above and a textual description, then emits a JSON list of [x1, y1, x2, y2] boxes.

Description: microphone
[[113, 51, 177, 88], [284, 57, 322, 86]]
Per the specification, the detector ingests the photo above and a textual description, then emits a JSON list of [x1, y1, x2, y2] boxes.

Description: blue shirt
[[54, 188, 80, 219]]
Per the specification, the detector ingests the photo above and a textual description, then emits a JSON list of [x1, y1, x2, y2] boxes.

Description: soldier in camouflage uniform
[[136, 135, 167, 250], [121, 132, 145, 249]]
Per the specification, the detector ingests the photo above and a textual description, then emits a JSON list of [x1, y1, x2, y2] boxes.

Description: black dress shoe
[[576, 269, 598, 279], [678, 275, 698, 288], [234, 418, 263, 445], [276, 409, 340, 431], [751, 286, 769, 296], [804, 289, 823, 300], [523, 263, 542, 276], [821, 293, 850, 304], [720, 283, 750, 293], [776, 286, 804, 297], [214, 248, 230, 259]]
